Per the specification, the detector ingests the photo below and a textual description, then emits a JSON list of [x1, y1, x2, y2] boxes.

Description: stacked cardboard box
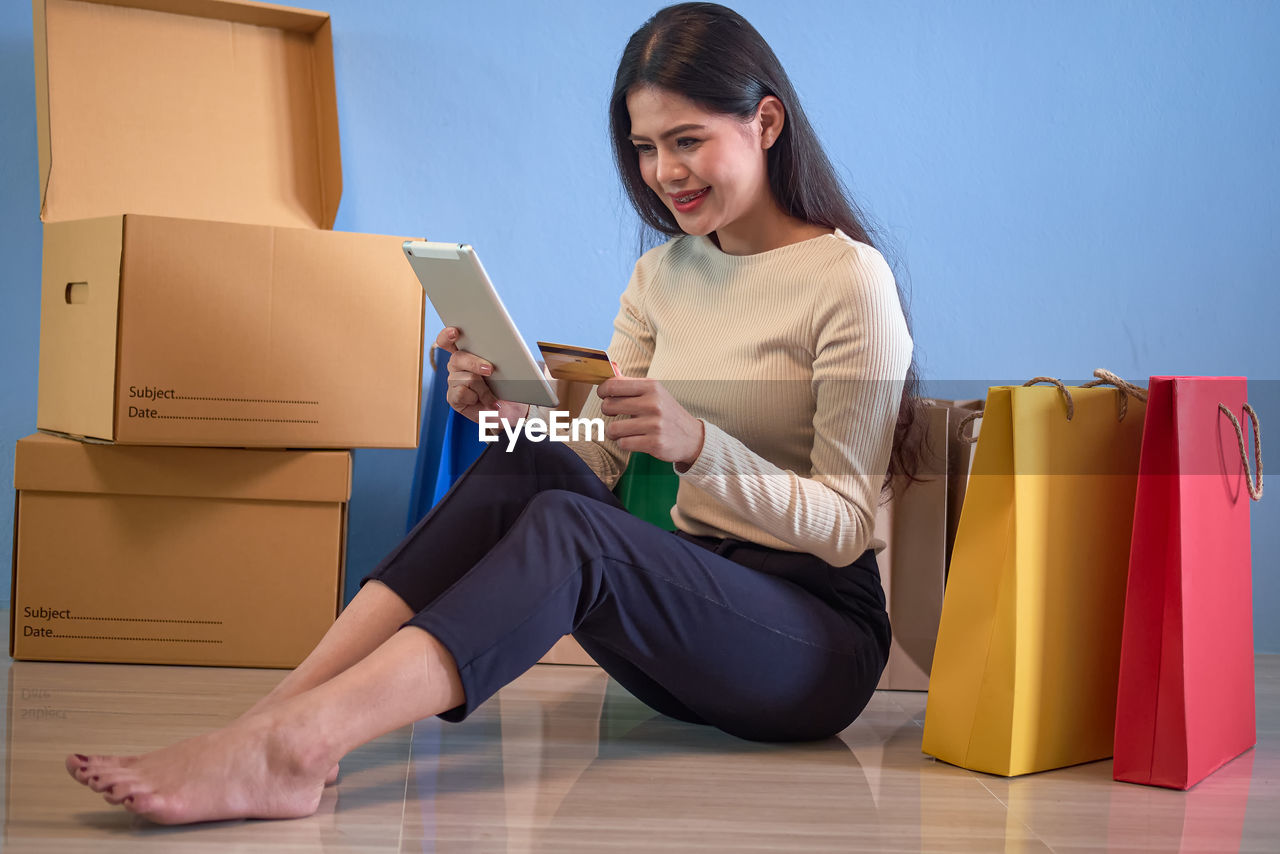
[[10, 0, 426, 668], [11, 434, 352, 667]]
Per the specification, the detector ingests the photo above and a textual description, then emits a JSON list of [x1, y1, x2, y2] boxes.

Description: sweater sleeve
[[676, 247, 912, 566], [531, 253, 658, 489]]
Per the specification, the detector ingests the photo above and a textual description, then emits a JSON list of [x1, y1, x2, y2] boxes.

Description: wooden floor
[[2, 622, 1276, 852]]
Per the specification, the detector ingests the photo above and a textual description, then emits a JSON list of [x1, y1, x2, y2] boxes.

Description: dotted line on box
[[50, 635, 223, 644], [173, 396, 318, 405], [155, 416, 320, 424], [70, 617, 223, 625]]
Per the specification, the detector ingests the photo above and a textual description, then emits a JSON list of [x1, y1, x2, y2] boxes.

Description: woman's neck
[[709, 203, 833, 256]]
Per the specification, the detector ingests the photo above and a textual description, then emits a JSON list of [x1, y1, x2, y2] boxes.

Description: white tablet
[[403, 241, 558, 408]]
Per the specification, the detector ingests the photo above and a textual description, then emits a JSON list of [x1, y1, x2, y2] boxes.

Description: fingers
[[443, 344, 495, 381], [599, 389, 660, 418], [437, 327, 496, 377], [447, 372, 499, 412], [597, 376, 650, 398], [439, 328, 502, 416], [605, 417, 650, 441], [598, 378, 658, 420], [434, 326, 460, 353], [435, 326, 498, 374]]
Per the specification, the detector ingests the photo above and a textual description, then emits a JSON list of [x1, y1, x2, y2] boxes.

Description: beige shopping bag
[[876, 399, 983, 690]]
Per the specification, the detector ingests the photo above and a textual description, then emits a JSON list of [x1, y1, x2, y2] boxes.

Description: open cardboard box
[[10, 432, 351, 668], [34, 0, 424, 448]]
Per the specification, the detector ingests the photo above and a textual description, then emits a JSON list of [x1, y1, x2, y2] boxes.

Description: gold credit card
[[537, 341, 618, 384]]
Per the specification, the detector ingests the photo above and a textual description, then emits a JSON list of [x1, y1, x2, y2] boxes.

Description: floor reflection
[[3, 659, 411, 854], [2, 653, 1277, 853], [408, 668, 880, 853], [936, 727, 1266, 853]]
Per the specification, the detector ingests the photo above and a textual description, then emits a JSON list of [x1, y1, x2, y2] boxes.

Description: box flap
[[36, 216, 125, 441], [34, 0, 342, 228], [9, 493, 19, 657], [14, 433, 352, 502]]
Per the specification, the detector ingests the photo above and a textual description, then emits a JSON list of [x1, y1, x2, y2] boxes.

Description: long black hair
[[609, 2, 924, 488]]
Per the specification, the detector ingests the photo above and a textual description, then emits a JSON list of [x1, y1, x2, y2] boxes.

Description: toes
[[88, 764, 140, 794], [68, 753, 136, 785], [87, 773, 118, 793], [91, 754, 135, 770], [102, 784, 130, 806], [101, 775, 148, 807], [105, 774, 149, 803], [65, 754, 90, 782], [123, 792, 171, 825]]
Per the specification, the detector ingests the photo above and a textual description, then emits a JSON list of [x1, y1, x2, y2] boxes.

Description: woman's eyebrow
[[628, 123, 707, 142]]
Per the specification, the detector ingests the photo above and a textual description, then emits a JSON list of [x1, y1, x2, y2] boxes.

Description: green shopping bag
[[613, 452, 679, 530]]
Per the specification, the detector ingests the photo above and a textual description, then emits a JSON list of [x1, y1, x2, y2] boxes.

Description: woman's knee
[[520, 490, 605, 538], [524, 487, 594, 515]]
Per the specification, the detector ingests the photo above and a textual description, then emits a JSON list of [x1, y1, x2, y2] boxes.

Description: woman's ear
[[757, 96, 786, 150]]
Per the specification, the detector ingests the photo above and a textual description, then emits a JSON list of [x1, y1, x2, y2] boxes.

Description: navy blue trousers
[[364, 437, 891, 742]]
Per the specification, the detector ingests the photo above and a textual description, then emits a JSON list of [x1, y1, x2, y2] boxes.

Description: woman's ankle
[[253, 702, 344, 780]]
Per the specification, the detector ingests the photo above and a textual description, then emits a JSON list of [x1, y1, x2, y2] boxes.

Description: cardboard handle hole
[[65, 282, 89, 305]]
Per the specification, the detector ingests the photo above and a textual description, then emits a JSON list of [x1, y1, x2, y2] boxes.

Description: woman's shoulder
[[806, 233, 911, 360], [814, 230, 897, 300], [824, 229, 891, 270]]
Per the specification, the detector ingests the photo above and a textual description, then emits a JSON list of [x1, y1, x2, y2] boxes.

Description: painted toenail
[[74, 754, 88, 762], [91, 776, 99, 783]]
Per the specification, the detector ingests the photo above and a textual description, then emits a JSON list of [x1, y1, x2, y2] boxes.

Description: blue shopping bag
[[407, 364, 679, 533], [406, 348, 486, 531]]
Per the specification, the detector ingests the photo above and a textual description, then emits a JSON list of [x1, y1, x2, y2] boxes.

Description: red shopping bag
[[1113, 376, 1263, 790]]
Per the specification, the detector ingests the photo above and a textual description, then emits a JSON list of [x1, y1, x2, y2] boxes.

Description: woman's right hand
[[436, 326, 531, 425]]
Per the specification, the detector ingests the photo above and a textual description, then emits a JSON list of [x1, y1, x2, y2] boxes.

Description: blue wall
[[2, 2, 1277, 647]]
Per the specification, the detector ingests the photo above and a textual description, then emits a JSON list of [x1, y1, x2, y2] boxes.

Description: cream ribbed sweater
[[551, 228, 912, 567]]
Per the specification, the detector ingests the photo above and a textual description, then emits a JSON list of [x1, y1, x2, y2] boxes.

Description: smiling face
[[625, 85, 784, 254]]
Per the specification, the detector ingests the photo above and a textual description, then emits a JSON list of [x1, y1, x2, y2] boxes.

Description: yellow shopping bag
[[921, 373, 1146, 776]]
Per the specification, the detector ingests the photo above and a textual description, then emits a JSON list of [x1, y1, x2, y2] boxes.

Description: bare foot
[[65, 712, 331, 824], [68, 743, 338, 789], [240, 694, 340, 786]]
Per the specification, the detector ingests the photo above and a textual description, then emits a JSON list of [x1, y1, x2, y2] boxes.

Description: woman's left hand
[[597, 377, 705, 469]]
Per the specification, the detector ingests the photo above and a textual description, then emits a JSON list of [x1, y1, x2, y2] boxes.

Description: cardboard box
[[10, 433, 350, 668], [33, 0, 424, 448]]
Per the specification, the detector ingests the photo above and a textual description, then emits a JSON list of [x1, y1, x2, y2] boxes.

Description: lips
[[670, 187, 709, 204], [669, 187, 710, 213]]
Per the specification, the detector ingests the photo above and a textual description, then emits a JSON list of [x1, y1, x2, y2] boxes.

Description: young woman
[[66, 2, 917, 825]]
